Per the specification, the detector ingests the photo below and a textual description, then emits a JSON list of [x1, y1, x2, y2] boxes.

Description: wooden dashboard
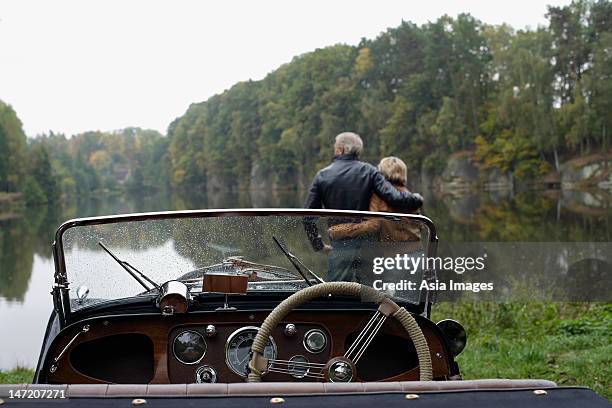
[[44, 309, 451, 384]]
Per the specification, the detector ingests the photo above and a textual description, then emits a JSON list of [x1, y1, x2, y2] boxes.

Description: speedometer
[[225, 326, 277, 377]]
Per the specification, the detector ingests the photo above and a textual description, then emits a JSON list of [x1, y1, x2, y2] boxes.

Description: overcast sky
[[0, 0, 571, 137]]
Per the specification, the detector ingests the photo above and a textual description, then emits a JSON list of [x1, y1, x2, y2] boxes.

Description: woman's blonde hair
[[378, 156, 407, 186]]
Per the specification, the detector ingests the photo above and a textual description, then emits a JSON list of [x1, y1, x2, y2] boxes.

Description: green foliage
[[27, 128, 167, 201], [432, 302, 612, 399], [557, 318, 610, 336], [30, 144, 60, 203], [0, 100, 168, 204], [21, 176, 46, 205], [354, 47, 374, 77], [0, 367, 33, 384], [475, 130, 550, 180], [0, 101, 28, 192]]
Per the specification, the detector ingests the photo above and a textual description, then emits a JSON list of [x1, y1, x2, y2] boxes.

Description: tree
[[22, 176, 47, 205], [0, 100, 28, 192], [547, 1, 590, 103], [354, 47, 374, 78], [126, 166, 144, 192], [30, 144, 60, 203], [587, 32, 612, 152], [431, 97, 467, 151]]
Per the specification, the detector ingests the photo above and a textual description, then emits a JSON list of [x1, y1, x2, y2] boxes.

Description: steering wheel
[[247, 282, 433, 382]]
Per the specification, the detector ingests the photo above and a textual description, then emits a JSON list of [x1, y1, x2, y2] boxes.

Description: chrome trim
[[158, 281, 189, 315], [56, 208, 436, 230], [172, 330, 207, 365], [205, 324, 217, 338], [50, 324, 90, 372], [303, 328, 327, 354], [284, 323, 297, 337], [225, 326, 277, 377]]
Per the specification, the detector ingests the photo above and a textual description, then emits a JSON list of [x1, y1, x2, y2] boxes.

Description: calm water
[[0, 188, 611, 370]]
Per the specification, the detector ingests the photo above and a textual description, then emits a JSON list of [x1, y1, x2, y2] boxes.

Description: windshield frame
[[52, 208, 438, 326]]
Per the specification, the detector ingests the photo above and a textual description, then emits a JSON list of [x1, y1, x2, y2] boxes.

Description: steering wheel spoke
[[267, 358, 326, 379], [344, 310, 387, 364]]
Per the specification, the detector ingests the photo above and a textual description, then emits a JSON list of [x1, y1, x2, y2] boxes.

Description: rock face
[[435, 150, 611, 194], [436, 151, 513, 193], [560, 154, 612, 190], [206, 174, 230, 194], [248, 161, 302, 206], [437, 151, 480, 193], [249, 161, 271, 192]]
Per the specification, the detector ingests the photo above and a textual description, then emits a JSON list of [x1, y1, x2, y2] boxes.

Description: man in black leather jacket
[[303, 132, 423, 281]]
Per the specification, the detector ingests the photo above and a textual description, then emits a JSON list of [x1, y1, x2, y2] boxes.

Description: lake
[[1, 187, 611, 370]]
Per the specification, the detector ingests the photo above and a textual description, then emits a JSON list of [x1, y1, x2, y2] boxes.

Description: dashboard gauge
[[225, 326, 277, 377], [303, 329, 327, 353], [173, 330, 206, 365]]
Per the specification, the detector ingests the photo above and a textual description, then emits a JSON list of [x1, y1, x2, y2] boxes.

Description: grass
[[0, 303, 609, 400], [0, 367, 33, 384], [432, 302, 612, 399]]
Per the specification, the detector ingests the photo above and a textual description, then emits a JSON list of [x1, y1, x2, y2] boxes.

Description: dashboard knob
[[205, 324, 217, 338], [195, 365, 217, 383], [284, 323, 297, 337]]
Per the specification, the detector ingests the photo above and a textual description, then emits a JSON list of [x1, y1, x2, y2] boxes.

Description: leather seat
[[1, 380, 557, 398]]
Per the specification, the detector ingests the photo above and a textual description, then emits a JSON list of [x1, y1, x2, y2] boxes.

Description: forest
[[1, 0, 611, 204]]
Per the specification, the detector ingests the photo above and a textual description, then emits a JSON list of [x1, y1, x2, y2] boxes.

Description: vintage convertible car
[[2, 209, 607, 407]]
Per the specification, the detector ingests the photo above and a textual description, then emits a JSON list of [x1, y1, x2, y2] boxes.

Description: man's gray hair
[[335, 132, 363, 156]]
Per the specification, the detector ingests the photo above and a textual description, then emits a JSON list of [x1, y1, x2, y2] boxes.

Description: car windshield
[[58, 210, 433, 311]]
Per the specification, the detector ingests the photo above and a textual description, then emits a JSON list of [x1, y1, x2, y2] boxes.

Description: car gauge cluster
[[170, 323, 329, 383]]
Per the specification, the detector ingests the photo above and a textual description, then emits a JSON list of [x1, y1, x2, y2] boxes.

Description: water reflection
[[0, 187, 611, 369], [0, 206, 56, 302], [423, 189, 612, 242]]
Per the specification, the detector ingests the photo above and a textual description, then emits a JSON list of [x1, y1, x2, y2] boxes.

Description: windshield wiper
[[272, 235, 325, 286], [98, 241, 161, 292]]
